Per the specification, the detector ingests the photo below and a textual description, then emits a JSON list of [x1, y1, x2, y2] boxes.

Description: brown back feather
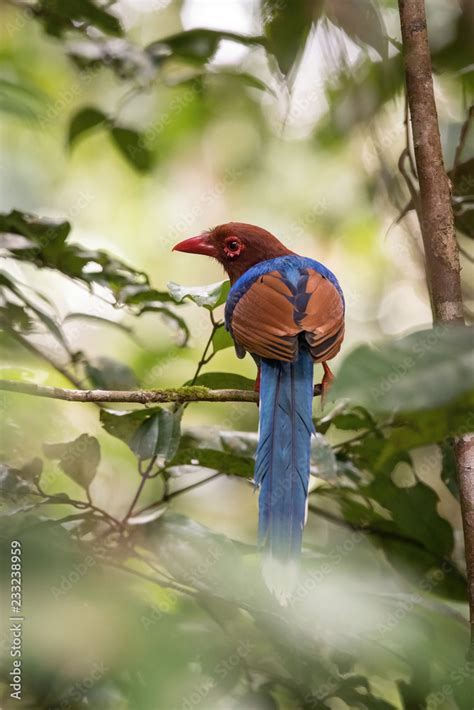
[[230, 269, 344, 363]]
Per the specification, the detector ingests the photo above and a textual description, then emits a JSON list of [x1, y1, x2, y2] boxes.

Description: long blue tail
[[255, 347, 314, 602]]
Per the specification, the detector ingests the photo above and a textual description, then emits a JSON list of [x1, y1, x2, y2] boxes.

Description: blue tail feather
[[255, 346, 314, 567]]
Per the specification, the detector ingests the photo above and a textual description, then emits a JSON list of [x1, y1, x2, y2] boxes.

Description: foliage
[[1, 206, 473, 707], [0, 1, 473, 709]]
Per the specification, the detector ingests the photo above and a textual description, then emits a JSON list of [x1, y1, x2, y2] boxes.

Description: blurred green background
[[0, 0, 473, 708]]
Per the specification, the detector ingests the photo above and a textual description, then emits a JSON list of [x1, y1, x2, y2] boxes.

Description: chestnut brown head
[[173, 222, 293, 283]]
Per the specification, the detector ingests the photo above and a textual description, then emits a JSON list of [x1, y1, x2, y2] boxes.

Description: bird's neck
[[225, 243, 294, 284]]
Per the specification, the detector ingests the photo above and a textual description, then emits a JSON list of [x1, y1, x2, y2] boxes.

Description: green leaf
[[265, 0, 319, 76], [0, 464, 37, 516], [186, 372, 255, 390], [169, 448, 254, 478], [101, 408, 158, 447], [376, 538, 467, 602], [0, 210, 70, 262], [167, 280, 230, 309], [43, 434, 100, 490], [101, 407, 182, 463], [211, 325, 234, 354], [319, 474, 465, 600], [116, 283, 190, 343], [118, 284, 176, 305], [68, 106, 107, 148], [110, 126, 154, 172], [36, 0, 123, 38], [317, 488, 398, 532], [331, 326, 474, 412], [85, 357, 138, 390], [366, 474, 454, 559], [147, 29, 263, 65], [373, 391, 474, 468], [130, 415, 162, 460], [330, 408, 375, 431], [55, 245, 147, 295], [0, 210, 149, 298]]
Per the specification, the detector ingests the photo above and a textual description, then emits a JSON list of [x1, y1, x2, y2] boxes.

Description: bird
[[173, 222, 345, 603]]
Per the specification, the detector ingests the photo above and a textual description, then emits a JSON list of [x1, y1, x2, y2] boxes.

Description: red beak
[[172, 235, 216, 257]]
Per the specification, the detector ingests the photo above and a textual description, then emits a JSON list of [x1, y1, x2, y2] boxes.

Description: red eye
[[224, 237, 243, 257]]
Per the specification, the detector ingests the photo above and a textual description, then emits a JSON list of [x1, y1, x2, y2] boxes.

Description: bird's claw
[[320, 362, 334, 409]]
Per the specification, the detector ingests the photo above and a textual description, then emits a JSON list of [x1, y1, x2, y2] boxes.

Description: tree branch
[[398, 0, 464, 325], [398, 0, 473, 654], [0, 378, 323, 404]]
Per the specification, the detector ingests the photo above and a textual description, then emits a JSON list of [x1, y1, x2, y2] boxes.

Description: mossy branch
[[0, 379, 322, 404]]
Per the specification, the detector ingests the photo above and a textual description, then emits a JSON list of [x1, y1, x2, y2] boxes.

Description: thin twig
[[37, 491, 123, 530], [165, 472, 223, 501], [188, 315, 220, 386], [123, 456, 160, 523], [133, 472, 223, 518]]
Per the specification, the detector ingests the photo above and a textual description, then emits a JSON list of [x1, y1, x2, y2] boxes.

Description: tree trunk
[[398, 0, 473, 653], [398, 0, 463, 324]]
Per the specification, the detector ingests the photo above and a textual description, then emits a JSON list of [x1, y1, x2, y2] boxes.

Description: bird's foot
[[320, 362, 334, 409]]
